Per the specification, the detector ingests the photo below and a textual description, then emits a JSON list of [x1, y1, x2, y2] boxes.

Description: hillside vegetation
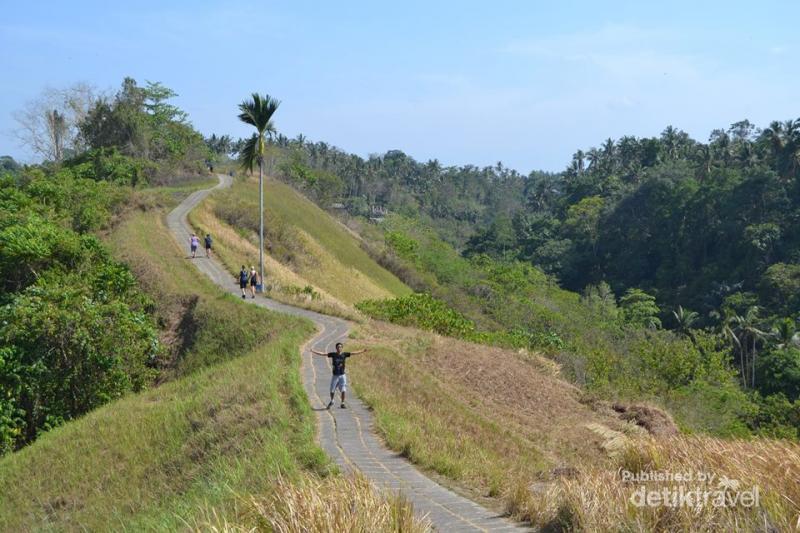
[[355, 215, 756, 437], [0, 77, 214, 454], [260, 122, 800, 438]]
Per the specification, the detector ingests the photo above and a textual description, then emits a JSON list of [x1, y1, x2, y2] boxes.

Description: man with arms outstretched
[[311, 342, 366, 409]]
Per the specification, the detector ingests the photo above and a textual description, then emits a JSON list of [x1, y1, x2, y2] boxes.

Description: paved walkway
[[166, 175, 527, 531]]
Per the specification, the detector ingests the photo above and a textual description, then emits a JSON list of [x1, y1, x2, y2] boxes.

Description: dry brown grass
[[354, 320, 634, 464], [192, 474, 432, 532], [348, 320, 800, 531], [518, 436, 800, 531], [347, 320, 636, 509]]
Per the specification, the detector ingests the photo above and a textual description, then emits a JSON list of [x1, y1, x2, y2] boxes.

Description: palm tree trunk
[[739, 344, 746, 388], [259, 158, 264, 292]]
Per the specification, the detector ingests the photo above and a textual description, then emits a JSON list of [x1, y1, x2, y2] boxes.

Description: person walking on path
[[189, 233, 200, 258], [248, 266, 259, 298], [311, 342, 367, 409], [238, 266, 249, 299], [204, 234, 213, 258]]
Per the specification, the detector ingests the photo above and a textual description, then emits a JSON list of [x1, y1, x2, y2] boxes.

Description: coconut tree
[[762, 119, 800, 182], [672, 305, 699, 341], [600, 138, 616, 173], [571, 149, 585, 175], [661, 125, 680, 159], [238, 93, 280, 291], [585, 148, 601, 172], [725, 306, 769, 388], [616, 135, 641, 180], [771, 318, 800, 350], [693, 145, 713, 180]]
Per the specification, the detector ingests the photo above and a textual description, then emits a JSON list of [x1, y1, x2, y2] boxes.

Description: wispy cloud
[[503, 24, 701, 83]]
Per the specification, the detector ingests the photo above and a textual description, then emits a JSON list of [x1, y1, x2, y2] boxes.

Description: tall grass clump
[[194, 474, 432, 532], [522, 436, 800, 531]]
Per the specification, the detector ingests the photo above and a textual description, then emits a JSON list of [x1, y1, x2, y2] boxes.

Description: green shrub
[[757, 347, 800, 401], [64, 148, 154, 187], [750, 393, 800, 439], [357, 293, 477, 338], [0, 273, 158, 450]]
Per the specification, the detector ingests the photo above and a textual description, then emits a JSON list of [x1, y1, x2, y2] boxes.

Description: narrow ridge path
[[167, 175, 527, 532]]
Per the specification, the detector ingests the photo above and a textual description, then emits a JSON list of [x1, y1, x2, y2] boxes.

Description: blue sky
[[1, 0, 797, 171]]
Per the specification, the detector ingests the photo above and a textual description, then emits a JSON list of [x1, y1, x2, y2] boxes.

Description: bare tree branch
[[12, 82, 99, 162]]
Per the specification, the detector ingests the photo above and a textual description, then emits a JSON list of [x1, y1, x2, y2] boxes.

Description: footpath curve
[[167, 175, 526, 532]]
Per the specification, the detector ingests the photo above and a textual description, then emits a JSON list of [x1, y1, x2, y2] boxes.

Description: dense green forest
[[0, 78, 209, 454], [215, 119, 800, 438]]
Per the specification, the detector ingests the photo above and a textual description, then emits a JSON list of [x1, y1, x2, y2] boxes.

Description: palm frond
[[238, 93, 281, 134], [239, 134, 259, 172], [238, 105, 258, 128]]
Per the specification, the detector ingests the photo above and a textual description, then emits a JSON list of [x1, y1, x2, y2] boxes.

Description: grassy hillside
[[355, 215, 755, 437], [348, 321, 633, 497], [0, 194, 424, 531], [189, 176, 410, 316]]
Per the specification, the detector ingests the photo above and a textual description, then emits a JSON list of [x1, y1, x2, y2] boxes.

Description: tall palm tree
[[601, 138, 616, 173], [616, 136, 640, 177], [661, 125, 680, 159], [734, 141, 758, 169], [693, 145, 713, 180], [238, 93, 280, 291], [585, 148, 601, 172], [573, 150, 585, 175]]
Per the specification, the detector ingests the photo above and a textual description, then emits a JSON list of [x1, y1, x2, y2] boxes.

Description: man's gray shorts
[[330, 374, 347, 393]]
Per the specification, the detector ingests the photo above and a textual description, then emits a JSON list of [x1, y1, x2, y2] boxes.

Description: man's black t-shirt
[[327, 352, 351, 375]]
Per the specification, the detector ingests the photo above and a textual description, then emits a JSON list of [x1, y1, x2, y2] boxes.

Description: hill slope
[[189, 176, 410, 316]]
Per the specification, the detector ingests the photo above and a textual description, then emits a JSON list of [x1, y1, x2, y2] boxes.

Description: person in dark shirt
[[204, 234, 213, 257], [238, 266, 248, 299], [311, 342, 366, 409]]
